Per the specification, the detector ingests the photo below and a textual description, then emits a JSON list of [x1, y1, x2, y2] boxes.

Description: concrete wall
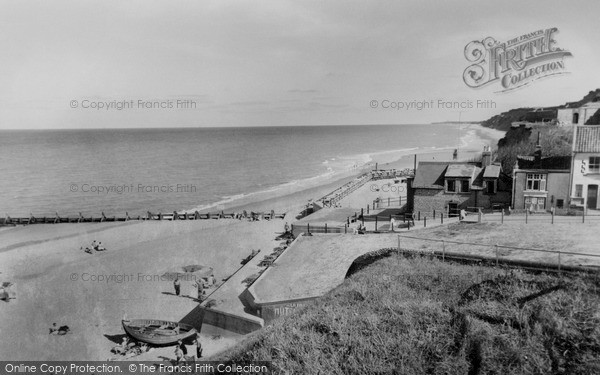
[[260, 299, 313, 325], [200, 307, 263, 335], [572, 153, 600, 208]]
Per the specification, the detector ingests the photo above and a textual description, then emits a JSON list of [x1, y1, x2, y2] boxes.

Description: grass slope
[[214, 254, 600, 374]]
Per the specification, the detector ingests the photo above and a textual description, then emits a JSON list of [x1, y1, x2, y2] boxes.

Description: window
[[589, 157, 600, 173], [575, 184, 583, 198], [461, 180, 470, 193], [486, 180, 496, 194], [447, 180, 456, 192], [557, 199, 564, 209], [526, 173, 546, 191]]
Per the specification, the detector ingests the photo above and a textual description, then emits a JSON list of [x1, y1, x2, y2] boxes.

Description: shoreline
[[0, 123, 505, 361]]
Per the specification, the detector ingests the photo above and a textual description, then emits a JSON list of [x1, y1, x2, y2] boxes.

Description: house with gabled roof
[[408, 146, 511, 217], [569, 125, 600, 210]]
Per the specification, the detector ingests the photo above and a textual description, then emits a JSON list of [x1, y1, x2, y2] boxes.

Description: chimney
[[534, 131, 542, 168], [481, 145, 492, 167]]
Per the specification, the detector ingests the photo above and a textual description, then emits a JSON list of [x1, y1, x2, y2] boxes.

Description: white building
[[570, 125, 600, 210], [557, 96, 600, 126]]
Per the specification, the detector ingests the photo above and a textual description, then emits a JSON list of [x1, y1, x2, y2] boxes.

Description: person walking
[[173, 276, 181, 296]]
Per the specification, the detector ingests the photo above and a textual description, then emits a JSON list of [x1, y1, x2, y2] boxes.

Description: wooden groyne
[[1, 209, 286, 226]]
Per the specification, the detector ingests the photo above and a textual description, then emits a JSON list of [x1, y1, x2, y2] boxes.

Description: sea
[[0, 124, 478, 217]]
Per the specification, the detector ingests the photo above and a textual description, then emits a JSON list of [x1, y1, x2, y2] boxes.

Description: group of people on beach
[[48, 322, 71, 335], [81, 240, 107, 254], [173, 274, 216, 300], [174, 335, 203, 363]]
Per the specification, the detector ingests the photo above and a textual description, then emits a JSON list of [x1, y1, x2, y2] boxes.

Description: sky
[[1, 0, 599, 129]]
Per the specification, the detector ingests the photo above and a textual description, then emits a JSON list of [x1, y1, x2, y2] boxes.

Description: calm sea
[[0, 124, 465, 216]]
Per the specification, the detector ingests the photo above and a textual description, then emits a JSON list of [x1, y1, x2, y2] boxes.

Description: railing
[[395, 234, 600, 274]]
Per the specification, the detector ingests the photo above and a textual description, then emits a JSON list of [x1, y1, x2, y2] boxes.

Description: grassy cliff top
[[211, 231, 600, 373]]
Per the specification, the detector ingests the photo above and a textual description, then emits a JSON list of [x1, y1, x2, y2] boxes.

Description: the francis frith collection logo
[[463, 27, 572, 92]]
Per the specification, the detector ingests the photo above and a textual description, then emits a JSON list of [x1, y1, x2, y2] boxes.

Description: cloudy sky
[[1, 0, 599, 129]]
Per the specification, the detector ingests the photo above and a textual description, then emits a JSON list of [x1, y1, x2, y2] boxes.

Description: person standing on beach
[[174, 276, 181, 296], [193, 280, 203, 300], [174, 345, 184, 364], [193, 336, 203, 359]]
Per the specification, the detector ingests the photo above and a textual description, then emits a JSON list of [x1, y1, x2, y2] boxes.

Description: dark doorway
[[573, 113, 580, 124], [448, 203, 459, 217], [587, 185, 598, 209]]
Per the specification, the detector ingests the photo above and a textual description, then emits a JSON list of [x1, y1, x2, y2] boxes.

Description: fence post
[[307, 223, 310, 234], [418, 211, 421, 221], [291, 224, 294, 234], [525, 209, 528, 224], [558, 250, 561, 275], [345, 224, 347, 234], [433, 209, 436, 219], [501, 209, 504, 224], [552, 210, 554, 224], [367, 205, 369, 214], [325, 223, 328, 234], [375, 216, 378, 232], [441, 213, 444, 224], [442, 240, 445, 261], [424, 216, 427, 227], [495, 244, 499, 266]]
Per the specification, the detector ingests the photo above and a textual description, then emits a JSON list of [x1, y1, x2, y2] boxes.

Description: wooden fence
[[1, 209, 286, 226]]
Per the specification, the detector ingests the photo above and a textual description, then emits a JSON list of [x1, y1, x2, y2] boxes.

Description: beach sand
[[0, 124, 504, 361]]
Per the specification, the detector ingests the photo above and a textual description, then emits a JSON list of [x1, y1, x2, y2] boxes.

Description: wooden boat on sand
[[122, 319, 197, 345]]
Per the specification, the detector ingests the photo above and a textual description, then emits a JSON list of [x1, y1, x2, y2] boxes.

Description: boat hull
[[122, 319, 198, 345]]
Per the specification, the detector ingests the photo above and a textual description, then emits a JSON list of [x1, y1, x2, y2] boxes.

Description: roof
[[483, 164, 501, 178], [413, 161, 497, 189], [445, 164, 477, 178], [516, 155, 571, 170], [574, 126, 600, 153], [412, 162, 451, 189]]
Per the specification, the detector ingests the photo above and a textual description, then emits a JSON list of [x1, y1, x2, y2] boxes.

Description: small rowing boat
[[122, 319, 198, 345]]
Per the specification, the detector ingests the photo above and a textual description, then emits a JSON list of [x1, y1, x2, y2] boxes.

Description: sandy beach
[[0, 124, 504, 361]]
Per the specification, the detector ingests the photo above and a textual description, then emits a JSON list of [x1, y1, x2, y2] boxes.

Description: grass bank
[[213, 253, 600, 374]]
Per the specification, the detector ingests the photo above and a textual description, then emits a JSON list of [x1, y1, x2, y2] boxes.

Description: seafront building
[[570, 125, 600, 210], [408, 146, 511, 216], [511, 145, 571, 212], [557, 95, 600, 126]]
